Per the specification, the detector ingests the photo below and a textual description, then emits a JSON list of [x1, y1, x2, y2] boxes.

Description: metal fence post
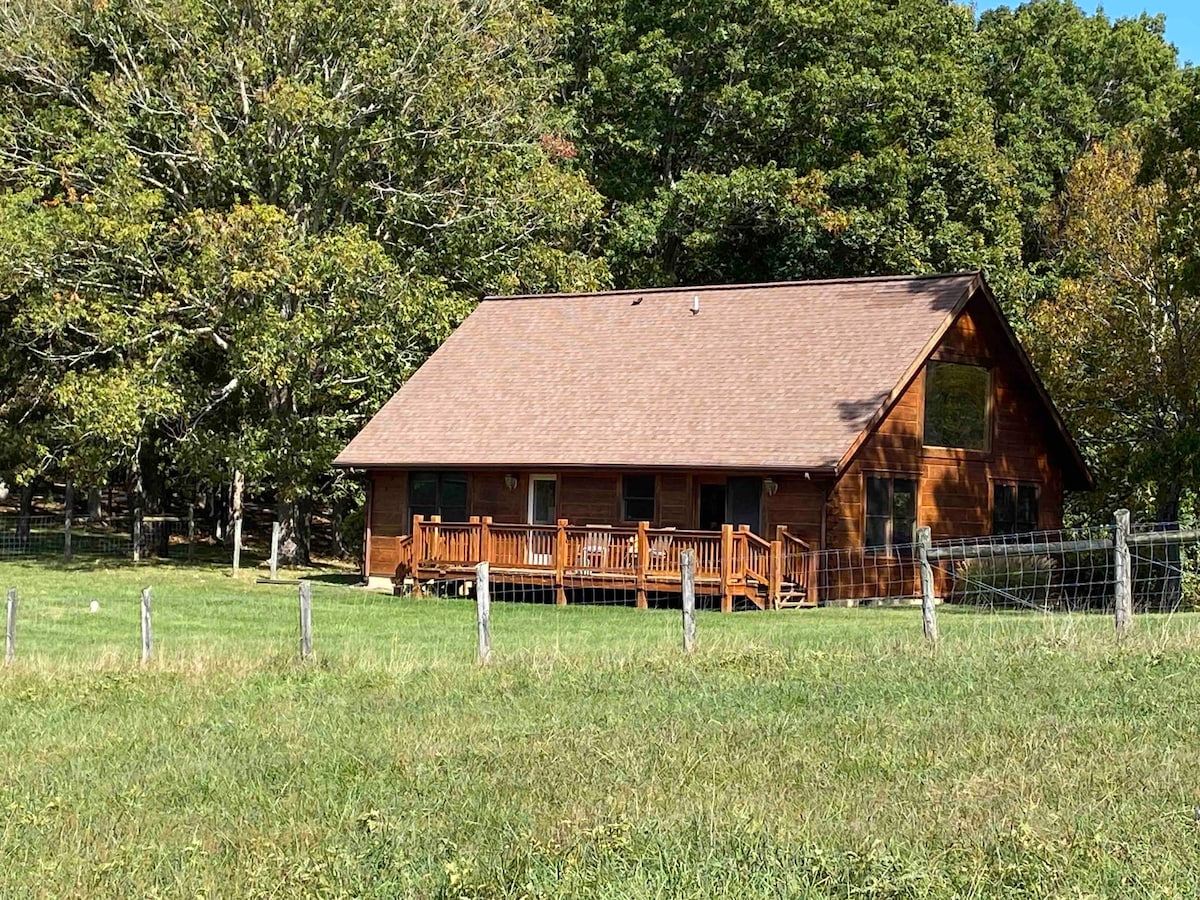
[[476, 561, 491, 664], [917, 527, 938, 643], [680, 550, 697, 654], [1114, 508, 1133, 635]]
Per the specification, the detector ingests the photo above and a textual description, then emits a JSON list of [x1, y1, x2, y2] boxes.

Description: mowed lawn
[[2, 560, 1200, 898]]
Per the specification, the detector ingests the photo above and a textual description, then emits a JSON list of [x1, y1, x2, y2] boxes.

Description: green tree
[[1032, 136, 1199, 521]]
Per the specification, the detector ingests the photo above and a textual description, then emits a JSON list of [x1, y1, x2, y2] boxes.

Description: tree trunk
[[16, 482, 33, 549], [231, 470, 244, 574], [276, 495, 311, 566], [130, 447, 145, 562], [331, 495, 347, 558], [87, 487, 102, 521]]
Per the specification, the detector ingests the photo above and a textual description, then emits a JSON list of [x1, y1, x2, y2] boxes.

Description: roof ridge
[[483, 271, 981, 302]]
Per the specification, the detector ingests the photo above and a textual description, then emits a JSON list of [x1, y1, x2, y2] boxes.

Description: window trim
[[863, 472, 919, 557], [620, 473, 658, 524], [921, 360, 993, 454], [990, 479, 1041, 535]]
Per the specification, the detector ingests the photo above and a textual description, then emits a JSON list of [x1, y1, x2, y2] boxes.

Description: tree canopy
[[0, 0, 1195, 547]]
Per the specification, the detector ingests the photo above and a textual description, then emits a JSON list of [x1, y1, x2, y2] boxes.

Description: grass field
[[2, 558, 1200, 898]]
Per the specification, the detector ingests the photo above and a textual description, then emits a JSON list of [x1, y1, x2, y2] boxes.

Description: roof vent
[[691, 295, 700, 315]]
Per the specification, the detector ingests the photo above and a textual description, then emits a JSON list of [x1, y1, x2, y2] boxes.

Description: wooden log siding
[[386, 517, 817, 610]]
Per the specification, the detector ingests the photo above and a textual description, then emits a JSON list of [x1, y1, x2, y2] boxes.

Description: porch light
[[764, 477, 779, 497], [504, 474, 518, 491]]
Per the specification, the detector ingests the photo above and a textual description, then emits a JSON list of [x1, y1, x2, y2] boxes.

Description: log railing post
[[555, 519, 568, 605], [410, 514, 425, 597], [769, 539, 783, 609], [428, 514, 442, 563], [917, 527, 938, 644], [480, 516, 493, 565], [635, 521, 650, 609], [1114, 508, 1133, 636], [469, 516, 481, 560], [719, 524, 735, 613]]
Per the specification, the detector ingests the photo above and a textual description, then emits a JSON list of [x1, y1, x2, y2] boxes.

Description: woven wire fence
[[0, 514, 189, 561], [925, 526, 1115, 613]]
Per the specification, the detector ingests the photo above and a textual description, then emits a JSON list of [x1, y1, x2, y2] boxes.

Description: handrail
[[401, 518, 813, 607]]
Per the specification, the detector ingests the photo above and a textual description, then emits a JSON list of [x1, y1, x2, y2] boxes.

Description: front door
[[727, 477, 763, 533], [527, 475, 557, 564], [698, 483, 726, 532], [528, 475, 557, 525]]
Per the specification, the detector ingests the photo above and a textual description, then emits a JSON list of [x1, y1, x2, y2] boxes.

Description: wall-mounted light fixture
[[504, 474, 518, 492], [764, 476, 779, 497]]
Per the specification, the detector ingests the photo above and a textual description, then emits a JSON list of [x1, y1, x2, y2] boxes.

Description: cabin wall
[[829, 300, 1065, 554], [363, 467, 826, 560]]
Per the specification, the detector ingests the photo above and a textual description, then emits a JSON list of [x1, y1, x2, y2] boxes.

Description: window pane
[[1017, 485, 1038, 533], [866, 477, 889, 518], [440, 474, 468, 513], [865, 515, 889, 550], [992, 483, 1016, 534], [891, 478, 916, 549], [409, 472, 438, 508], [622, 475, 656, 500], [924, 362, 989, 450], [865, 476, 890, 549], [624, 498, 656, 521]]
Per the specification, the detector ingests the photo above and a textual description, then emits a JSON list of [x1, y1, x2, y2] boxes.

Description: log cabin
[[335, 272, 1092, 609]]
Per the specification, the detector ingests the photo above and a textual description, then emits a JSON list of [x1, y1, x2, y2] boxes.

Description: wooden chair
[[580, 525, 612, 569], [648, 528, 676, 565]]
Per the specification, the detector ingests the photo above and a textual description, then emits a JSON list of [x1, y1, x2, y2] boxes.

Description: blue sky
[[976, 1, 1198, 65]]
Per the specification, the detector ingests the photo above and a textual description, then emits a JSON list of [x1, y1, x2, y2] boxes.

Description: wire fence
[[0, 514, 190, 561]]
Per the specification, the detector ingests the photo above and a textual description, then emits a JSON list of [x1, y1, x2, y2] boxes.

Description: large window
[[924, 361, 990, 450], [408, 471, 468, 522], [993, 483, 1038, 535], [622, 475, 656, 522], [865, 475, 917, 553]]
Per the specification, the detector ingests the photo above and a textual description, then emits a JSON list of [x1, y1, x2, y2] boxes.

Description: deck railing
[[380, 515, 819, 610]]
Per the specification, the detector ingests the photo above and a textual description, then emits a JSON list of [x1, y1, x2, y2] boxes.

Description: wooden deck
[[371, 516, 818, 611]]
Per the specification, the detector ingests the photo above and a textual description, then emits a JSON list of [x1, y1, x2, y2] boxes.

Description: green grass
[[2, 559, 1200, 898]]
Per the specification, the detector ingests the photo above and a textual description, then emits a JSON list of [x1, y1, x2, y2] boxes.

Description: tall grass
[[2, 559, 1200, 897]]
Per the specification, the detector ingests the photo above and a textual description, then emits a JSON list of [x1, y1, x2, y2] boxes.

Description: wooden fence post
[[719, 524, 734, 613], [476, 561, 491, 664], [5, 587, 16, 665], [132, 514, 143, 563], [299, 580, 313, 660], [680, 550, 697, 654], [555, 519, 568, 606], [1114, 508, 1133, 636], [63, 478, 73, 561], [140, 587, 153, 664], [187, 502, 195, 561], [917, 527, 938, 644], [269, 522, 281, 580]]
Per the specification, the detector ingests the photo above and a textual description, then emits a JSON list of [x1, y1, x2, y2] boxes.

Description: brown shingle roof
[[335, 273, 981, 471]]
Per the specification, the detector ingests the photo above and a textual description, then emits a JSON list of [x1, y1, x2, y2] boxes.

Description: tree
[[0, 0, 609, 560], [1032, 136, 1200, 521]]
